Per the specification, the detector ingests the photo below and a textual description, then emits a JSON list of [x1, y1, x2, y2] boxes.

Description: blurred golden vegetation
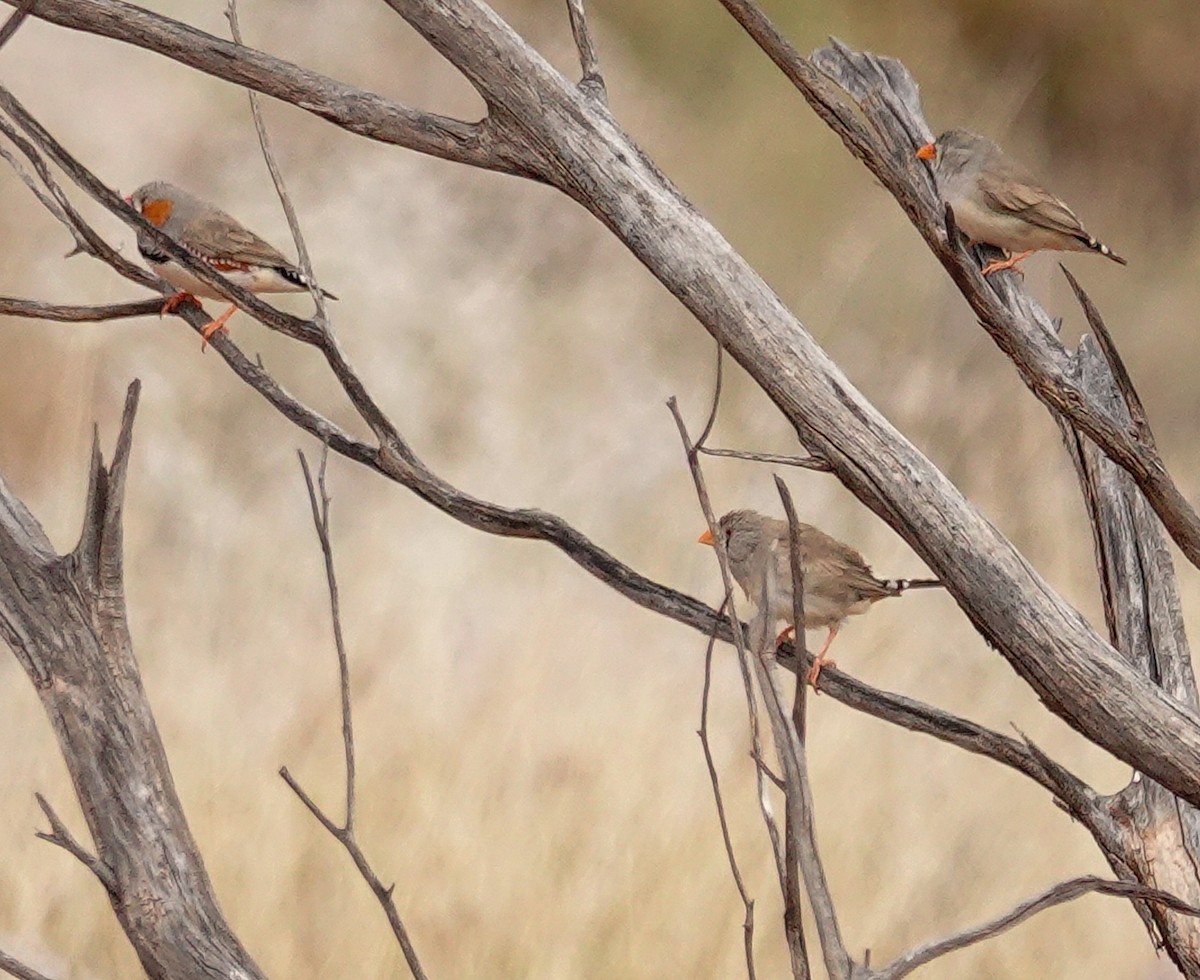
[[0, 1, 1194, 977]]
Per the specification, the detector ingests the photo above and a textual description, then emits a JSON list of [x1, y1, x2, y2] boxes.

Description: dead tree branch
[[564, 0, 606, 101], [0, 382, 266, 980], [0, 297, 165, 321], [282, 450, 428, 980], [875, 877, 1200, 980], [0, 0, 34, 52], [33, 793, 115, 894], [225, 0, 331, 327], [0, 950, 55, 980], [698, 606, 758, 980], [669, 396, 800, 973]]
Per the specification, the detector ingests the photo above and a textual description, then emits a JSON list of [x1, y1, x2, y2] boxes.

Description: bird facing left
[[125, 180, 336, 346]]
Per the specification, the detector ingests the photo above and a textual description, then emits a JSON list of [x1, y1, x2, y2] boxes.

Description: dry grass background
[[0, 1, 1196, 977]]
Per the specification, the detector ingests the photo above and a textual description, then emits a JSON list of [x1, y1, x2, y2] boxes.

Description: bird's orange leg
[[806, 625, 840, 690], [200, 303, 237, 351], [981, 250, 1035, 277], [774, 625, 795, 648], [160, 291, 200, 316]]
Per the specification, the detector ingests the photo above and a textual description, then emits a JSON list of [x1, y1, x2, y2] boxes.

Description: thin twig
[[564, 0, 606, 102], [698, 600, 758, 980], [751, 578, 812, 980], [284, 454, 427, 980], [0, 949, 55, 980], [0, 111, 146, 281], [774, 477, 810, 734], [0, 138, 82, 252], [226, 0, 330, 328], [298, 448, 355, 831], [696, 340, 724, 450], [0, 297, 165, 322], [667, 395, 793, 932], [874, 876, 1200, 980], [699, 447, 832, 471], [751, 577, 847, 979], [774, 476, 810, 967], [33, 793, 116, 894], [0, 0, 35, 54]]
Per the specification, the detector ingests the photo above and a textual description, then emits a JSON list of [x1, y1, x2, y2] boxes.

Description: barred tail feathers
[[880, 577, 943, 595], [1085, 235, 1127, 266]]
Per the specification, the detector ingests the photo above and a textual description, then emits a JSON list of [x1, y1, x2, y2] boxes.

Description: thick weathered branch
[[0, 382, 265, 980], [0, 0, 537, 177], [1054, 324, 1200, 974]]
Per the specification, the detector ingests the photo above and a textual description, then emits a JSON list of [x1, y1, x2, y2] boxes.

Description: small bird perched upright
[[126, 181, 335, 347], [699, 510, 942, 687], [916, 129, 1125, 276]]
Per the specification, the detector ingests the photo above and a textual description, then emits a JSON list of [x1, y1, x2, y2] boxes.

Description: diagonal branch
[[2, 0, 537, 177], [0, 0, 33, 53], [0, 950, 56, 980], [874, 877, 1200, 980], [32, 793, 116, 896]]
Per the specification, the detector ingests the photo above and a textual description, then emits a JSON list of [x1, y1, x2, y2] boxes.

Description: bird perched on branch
[[699, 510, 942, 687], [916, 129, 1125, 276], [125, 181, 335, 348]]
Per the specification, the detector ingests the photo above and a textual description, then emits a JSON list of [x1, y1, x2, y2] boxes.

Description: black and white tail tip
[[883, 577, 943, 594], [278, 265, 339, 300], [1088, 236, 1127, 266]]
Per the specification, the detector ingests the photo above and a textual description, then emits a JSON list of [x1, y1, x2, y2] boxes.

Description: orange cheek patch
[[141, 198, 173, 226]]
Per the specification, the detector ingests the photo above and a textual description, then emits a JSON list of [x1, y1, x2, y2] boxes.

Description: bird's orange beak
[[916, 142, 937, 161], [697, 529, 715, 546]]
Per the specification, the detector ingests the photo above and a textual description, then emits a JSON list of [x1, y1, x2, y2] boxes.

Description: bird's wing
[[183, 210, 297, 270], [804, 534, 893, 602], [977, 168, 1088, 242]]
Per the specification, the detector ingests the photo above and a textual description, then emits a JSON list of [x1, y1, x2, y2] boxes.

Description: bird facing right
[[916, 129, 1125, 275], [699, 509, 942, 686]]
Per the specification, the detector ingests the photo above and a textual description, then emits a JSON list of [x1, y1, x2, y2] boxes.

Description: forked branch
[[282, 449, 427, 980]]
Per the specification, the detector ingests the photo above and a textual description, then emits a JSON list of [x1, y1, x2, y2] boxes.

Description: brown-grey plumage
[[918, 129, 1125, 273], [700, 509, 941, 684], [127, 180, 335, 301]]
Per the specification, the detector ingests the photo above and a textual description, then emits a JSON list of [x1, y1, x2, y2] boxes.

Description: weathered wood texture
[[0, 383, 265, 980], [1059, 334, 1200, 972]]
